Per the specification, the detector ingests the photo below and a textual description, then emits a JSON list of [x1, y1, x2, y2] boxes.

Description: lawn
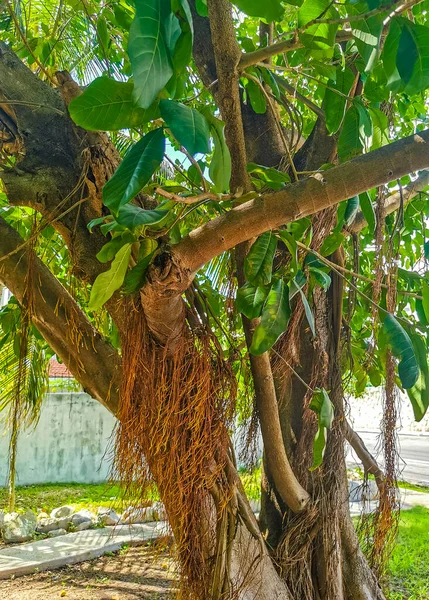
[[0, 482, 132, 514], [386, 506, 429, 600]]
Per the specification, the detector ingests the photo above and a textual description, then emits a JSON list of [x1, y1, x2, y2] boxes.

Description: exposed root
[[113, 300, 238, 598]]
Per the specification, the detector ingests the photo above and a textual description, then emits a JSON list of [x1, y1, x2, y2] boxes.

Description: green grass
[[0, 482, 139, 514], [386, 506, 429, 600]]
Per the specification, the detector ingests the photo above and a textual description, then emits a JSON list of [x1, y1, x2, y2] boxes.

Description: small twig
[[272, 349, 314, 392], [155, 187, 234, 205]]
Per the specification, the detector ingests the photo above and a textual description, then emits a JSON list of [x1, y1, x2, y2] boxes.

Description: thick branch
[[0, 216, 120, 415], [175, 130, 429, 273]]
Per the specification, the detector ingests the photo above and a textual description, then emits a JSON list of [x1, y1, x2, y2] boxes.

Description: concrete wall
[[347, 387, 429, 433], [0, 393, 116, 487]]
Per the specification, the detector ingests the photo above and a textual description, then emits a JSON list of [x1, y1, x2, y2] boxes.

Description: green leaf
[[309, 388, 334, 470], [359, 191, 376, 234], [204, 112, 232, 193], [116, 204, 170, 230], [298, 0, 339, 51], [230, 0, 284, 22], [236, 283, 269, 320], [293, 276, 315, 337], [245, 79, 267, 114], [352, 14, 383, 72], [368, 107, 389, 151], [69, 78, 157, 131], [320, 231, 345, 256], [123, 239, 158, 295], [406, 333, 429, 421], [89, 243, 132, 310], [160, 100, 210, 155], [344, 196, 360, 226], [309, 267, 331, 290], [324, 67, 355, 135], [128, 0, 173, 109], [244, 232, 278, 286], [250, 279, 291, 355], [424, 240, 429, 260], [421, 280, 429, 321], [338, 106, 362, 162], [195, 0, 208, 17], [382, 313, 419, 389], [103, 128, 165, 213], [96, 232, 135, 263]]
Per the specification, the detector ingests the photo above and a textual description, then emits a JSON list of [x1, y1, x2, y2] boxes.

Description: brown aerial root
[[113, 299, 239, 599]]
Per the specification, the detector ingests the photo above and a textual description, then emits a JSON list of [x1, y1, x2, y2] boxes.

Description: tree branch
[[347, 169, 429, 234], [174, 130, 429, 273], [344, 420, 385, 492], [207, 0, 310, 513], [0, 216, 121, 415], [239, 30, 352, 70]]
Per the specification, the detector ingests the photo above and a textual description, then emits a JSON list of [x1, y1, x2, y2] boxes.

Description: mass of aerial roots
[[113, 299, 242, 598]]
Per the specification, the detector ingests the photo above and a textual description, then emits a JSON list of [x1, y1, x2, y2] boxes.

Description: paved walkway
[[0, 522, 166, 579]]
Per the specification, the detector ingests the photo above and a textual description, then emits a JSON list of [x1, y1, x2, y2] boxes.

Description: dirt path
[[0, 544, 177, 599]]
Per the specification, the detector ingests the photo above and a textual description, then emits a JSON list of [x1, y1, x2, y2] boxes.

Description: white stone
[[74, 521, 92, 532], [120, 506, 154, 525], [97, 507, 120, 526], [36, 518, 60, 534], [47, 528, 67, 538], [50, 506, 74, 520], [1, 511, 37, 543], [0, 512, 4, 528], [37, 512, 49, 520], [71, 509, 96, 527]]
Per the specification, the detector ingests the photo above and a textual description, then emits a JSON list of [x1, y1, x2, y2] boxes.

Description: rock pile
[[0, 501, 167, 544]]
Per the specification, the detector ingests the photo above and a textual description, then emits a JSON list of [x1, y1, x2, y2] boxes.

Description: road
[[346, 431, 429, 486]]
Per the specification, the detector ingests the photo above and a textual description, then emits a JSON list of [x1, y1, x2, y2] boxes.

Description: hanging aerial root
[[113, 299, 238, 599]]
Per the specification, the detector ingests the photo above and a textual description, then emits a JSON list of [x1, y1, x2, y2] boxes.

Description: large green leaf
[[324, 67, 355, 135], [396, 19, 429, 95], [421, 280, 429, 321], [298, 0, 339, 51], [128, 0, 173, 109], [116, 204, 170, 229], [69, 78, 157, 131], [203, 112, 231, 192], [383, 313, 419, 389], [359, 191, 376, 234], [250, 279, 291, 355], [244, 232, 278, 286], [89, 243, 132, 310], [236, 283, 269, 320], [406, 333, 429, 421], [309, 388, 334, 470], [103, 128, 165, 214], [245, 79, 267, 114], [344, 196, 360, 226], [369, 107, 389, 151], [338, 106, 362, 162], [320, 231, 345, 256], [352, 14, 383, 72], [160, 100, 210, 155], [230, 0, 284, 22]]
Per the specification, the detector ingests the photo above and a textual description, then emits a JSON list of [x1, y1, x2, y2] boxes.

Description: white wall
[[347, 387, 429, 433], [0, 393, 116, 487]]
